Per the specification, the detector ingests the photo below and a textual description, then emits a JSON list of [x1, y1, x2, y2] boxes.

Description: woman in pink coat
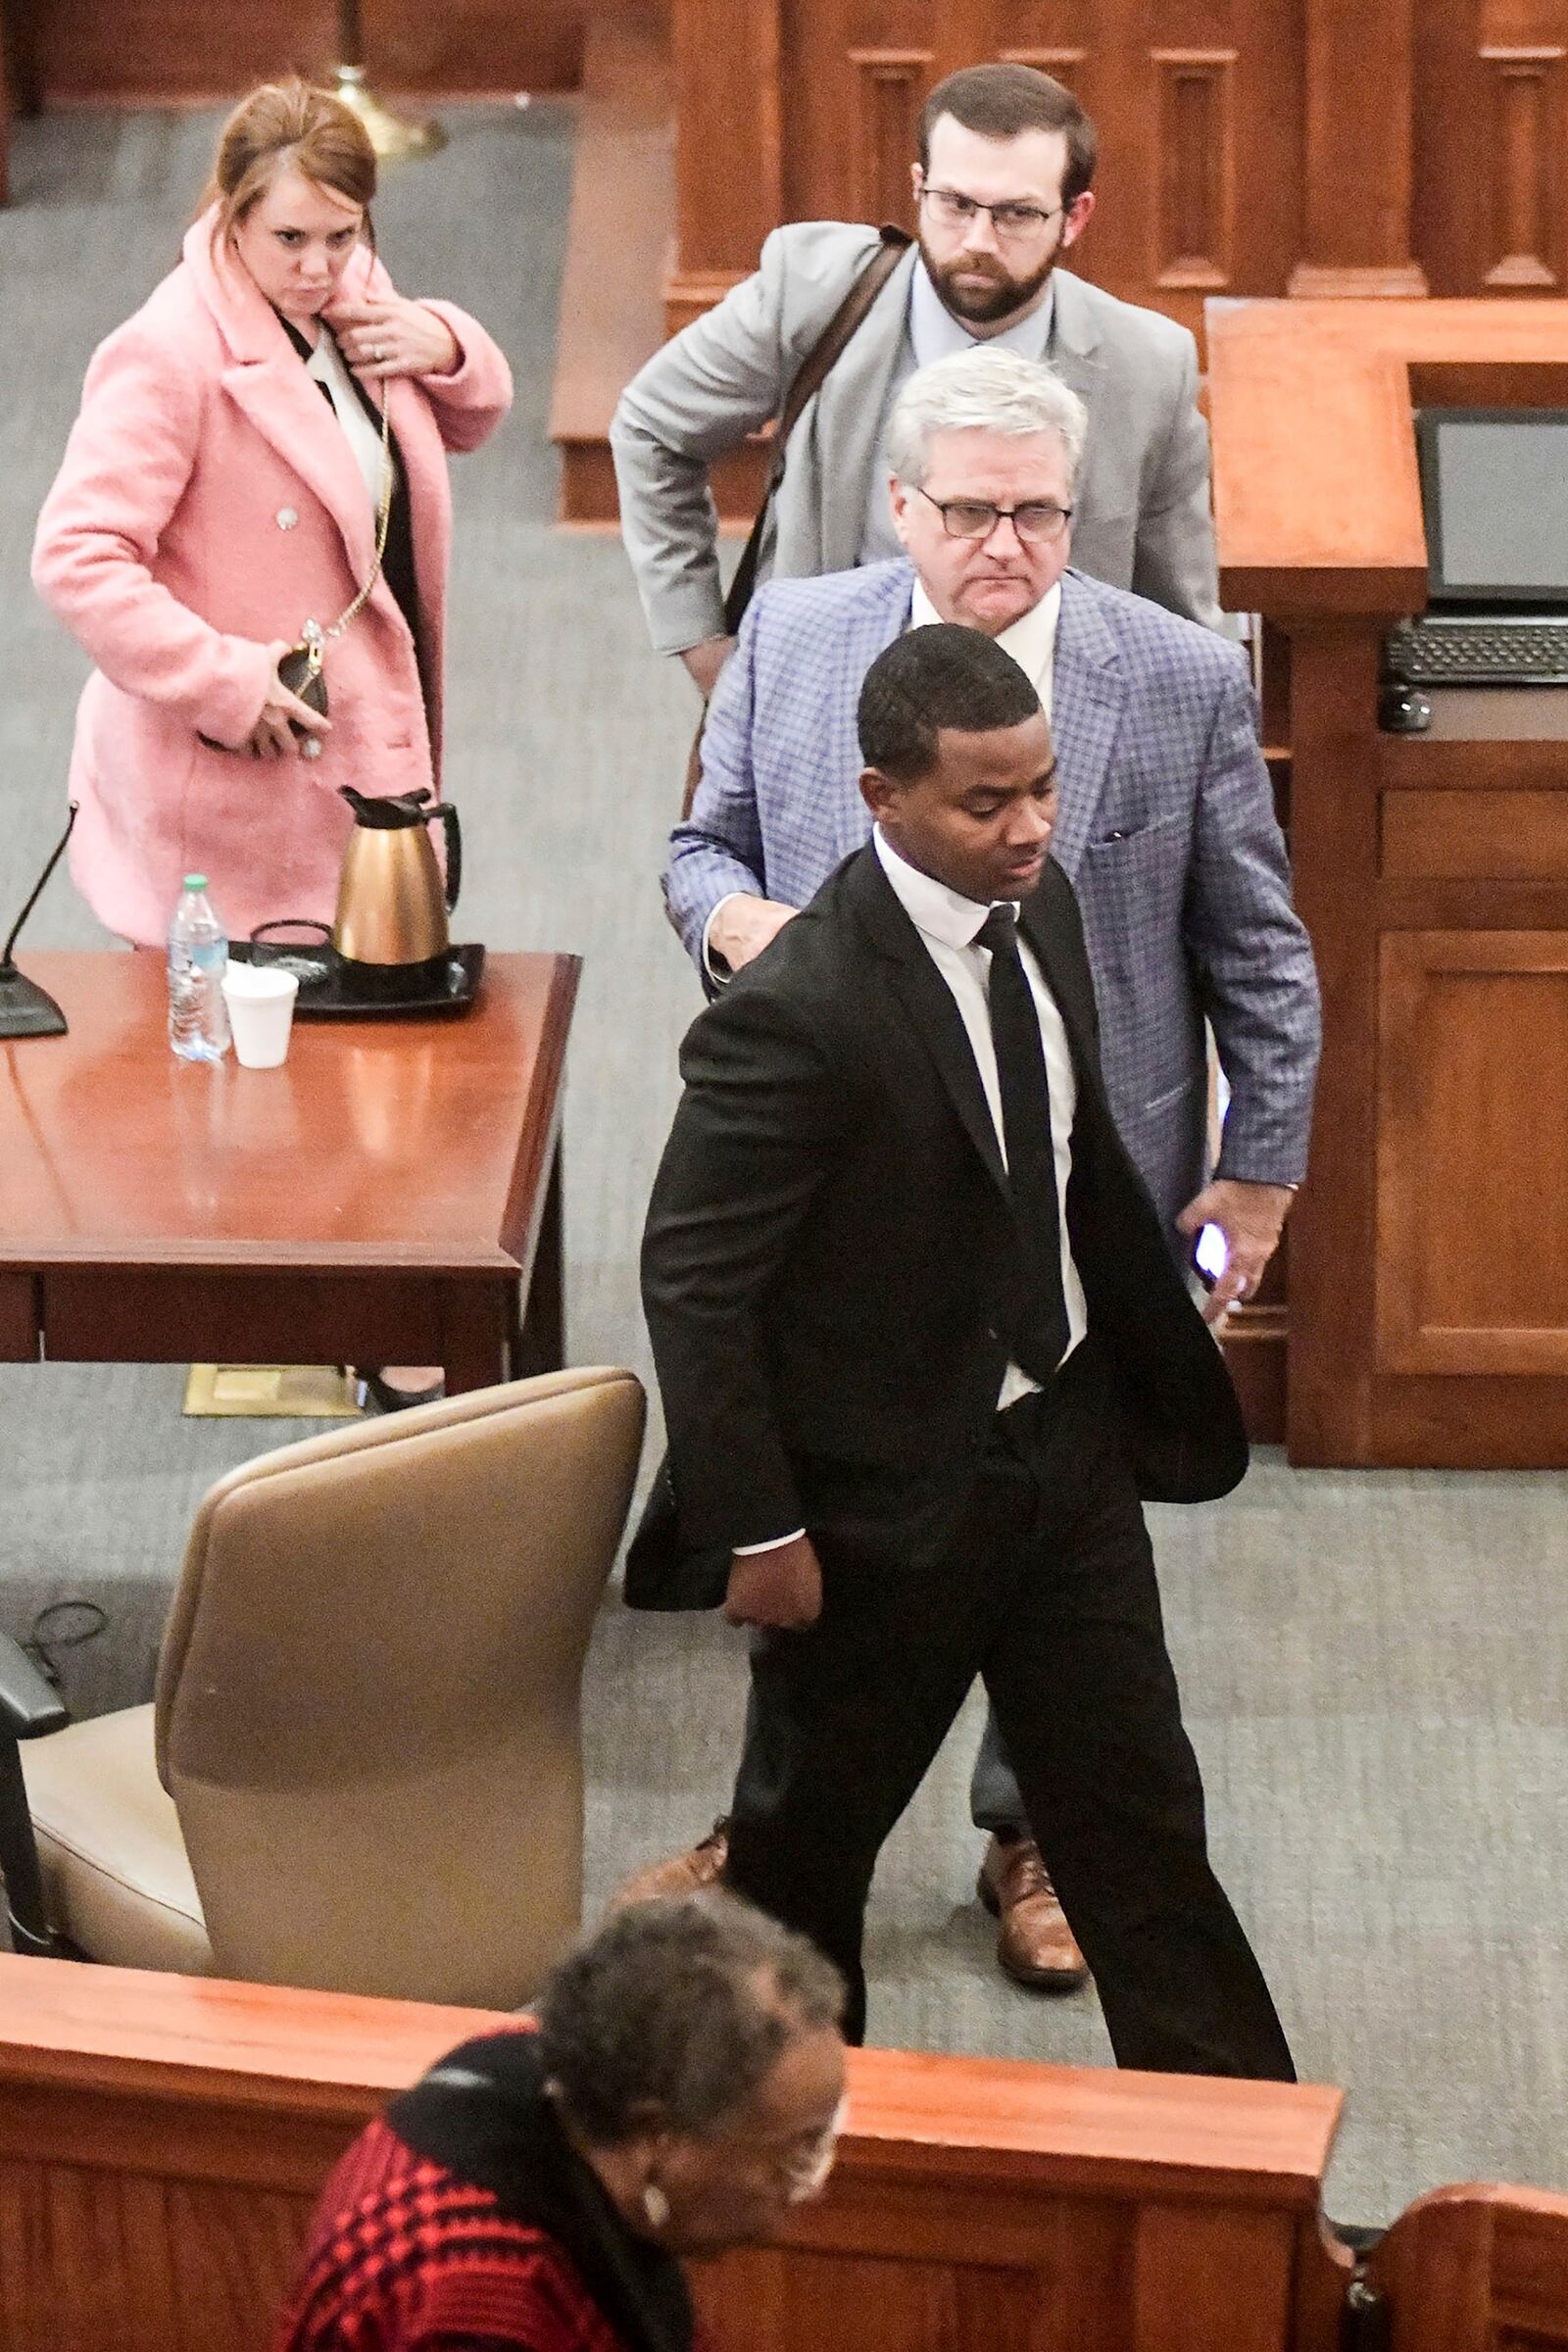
[[33, 77, 513, 949]]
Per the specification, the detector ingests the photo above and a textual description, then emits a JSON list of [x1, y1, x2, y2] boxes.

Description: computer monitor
[[1415, 408, 1568, 608]]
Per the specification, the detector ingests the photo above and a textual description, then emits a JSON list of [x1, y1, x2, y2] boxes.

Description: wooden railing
[[0, 1951, 1348, 2352], [1, 1951, 1563, 2352]]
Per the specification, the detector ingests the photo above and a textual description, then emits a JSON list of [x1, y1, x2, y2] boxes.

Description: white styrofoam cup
[[220, 960, 300, 1068]]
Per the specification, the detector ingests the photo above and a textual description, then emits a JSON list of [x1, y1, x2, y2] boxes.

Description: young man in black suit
[[630, 625, 1293, 2080]]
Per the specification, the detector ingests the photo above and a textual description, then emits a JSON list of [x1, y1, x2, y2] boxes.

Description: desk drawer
[[0, 1274, 40, 1360], [1383, 789, 1568, 879], [40, 1269, 445, 1365]]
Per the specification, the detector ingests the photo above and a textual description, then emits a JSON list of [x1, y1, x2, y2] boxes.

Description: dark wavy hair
[[536, 1893, 844, 2148]]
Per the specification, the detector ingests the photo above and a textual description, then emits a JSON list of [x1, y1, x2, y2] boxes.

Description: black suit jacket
[[628, 846, 1247, 1610]]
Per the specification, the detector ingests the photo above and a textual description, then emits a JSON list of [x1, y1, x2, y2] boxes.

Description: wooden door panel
[[781, 1, 928, 226], [1377, 931, 1568, 1374], [1416, 0, 1568, 293]]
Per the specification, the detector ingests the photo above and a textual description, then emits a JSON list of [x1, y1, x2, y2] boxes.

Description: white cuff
[[732, 1529, 806, 1555], [702, 894, 749, 988]]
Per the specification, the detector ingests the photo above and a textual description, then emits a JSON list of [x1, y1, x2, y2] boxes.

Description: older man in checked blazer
[[621, 345, 1321, 1991]]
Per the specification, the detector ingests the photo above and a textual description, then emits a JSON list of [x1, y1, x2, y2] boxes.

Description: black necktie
[[975, 906, 1070, 1379]]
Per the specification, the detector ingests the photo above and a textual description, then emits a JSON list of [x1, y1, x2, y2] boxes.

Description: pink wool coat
[[32, 213, 513, 947]]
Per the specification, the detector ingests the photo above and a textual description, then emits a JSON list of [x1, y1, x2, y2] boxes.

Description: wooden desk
[[0, 951, 574, 1390], [1207, 298, 1568, 1468]]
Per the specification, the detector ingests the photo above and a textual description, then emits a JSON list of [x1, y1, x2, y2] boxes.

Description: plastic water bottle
[[167, 874, 231, 1063]]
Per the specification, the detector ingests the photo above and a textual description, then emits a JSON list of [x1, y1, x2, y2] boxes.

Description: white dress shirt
[[909, 576, 1059, 720], [736, 825, 1088, 1555], [860, 259, 1057, 564], [871, 827, 1087, 1403], [305, 327, 387, 514]]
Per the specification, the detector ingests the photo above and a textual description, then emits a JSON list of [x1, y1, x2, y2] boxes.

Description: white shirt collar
[[908, 576, 1061, 706], [873, 825, 1014, 953], [908, 255, 1055, 369]]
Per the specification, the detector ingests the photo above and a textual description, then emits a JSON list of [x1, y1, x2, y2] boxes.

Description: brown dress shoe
[[610, 1820, 730, 1911], [976, 1834, 1090, 1990]]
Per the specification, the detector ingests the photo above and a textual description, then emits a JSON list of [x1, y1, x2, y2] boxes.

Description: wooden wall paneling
[[999, 42, 1088, 89], [847, 43, 933, 225], [1004, 2, 1301, 337], [1291, 0, 1427, 296], [669, 0, 1311, 339], [1152, 47, 1237, 292], [372, 0, 585, 96], [1044, 3, 1150, 317], [1479, 44, 1567, 288], [23, 0, 585, 103], [927, 0, 1004, 89], [1413, 0, 1485, 294], [1376, 929, 1568, 1377], [28, 0, 329, 103], [772, 1, 930, 233], [1221, 1251, 1289, 1445], [666, 0, 783, 323]]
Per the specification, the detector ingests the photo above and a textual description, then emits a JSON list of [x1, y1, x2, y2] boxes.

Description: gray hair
[[886, 347, 1088, 492], [535, 1892, 844, 2147]]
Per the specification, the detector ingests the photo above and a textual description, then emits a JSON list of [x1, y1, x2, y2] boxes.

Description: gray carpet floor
[[3, 102, 1566, 2230]]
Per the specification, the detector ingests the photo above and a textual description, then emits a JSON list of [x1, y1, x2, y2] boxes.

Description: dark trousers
[[723, 1348, 1295, 2079]]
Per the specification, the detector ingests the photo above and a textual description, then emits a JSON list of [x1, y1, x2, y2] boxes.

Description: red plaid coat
[[276, 2118, 702, 2352]]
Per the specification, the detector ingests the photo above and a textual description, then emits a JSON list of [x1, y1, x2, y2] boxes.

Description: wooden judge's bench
[[1206, 299, 1568, 1470]]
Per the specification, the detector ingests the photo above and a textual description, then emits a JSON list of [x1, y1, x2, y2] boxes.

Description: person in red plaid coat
[[275, 1895, 848, 2352]]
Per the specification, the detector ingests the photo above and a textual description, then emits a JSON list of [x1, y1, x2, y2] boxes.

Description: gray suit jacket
[[611, 221, 1223, 656], [663, 562, 1320, 1243]]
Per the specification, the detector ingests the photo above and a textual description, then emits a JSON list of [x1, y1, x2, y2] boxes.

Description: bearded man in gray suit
[[616, 347, 1323, 2002], [612, 62, 1222, 698]]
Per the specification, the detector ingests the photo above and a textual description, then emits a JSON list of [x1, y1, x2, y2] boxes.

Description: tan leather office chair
[[0, 1367, 645, 2007]]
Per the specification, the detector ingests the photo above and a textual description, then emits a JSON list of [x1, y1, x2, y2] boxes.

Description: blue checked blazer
[[663, 561, 1321, 1241]]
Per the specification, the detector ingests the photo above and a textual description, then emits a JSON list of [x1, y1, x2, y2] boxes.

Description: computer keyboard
[[1384, 612, 1568, 686]]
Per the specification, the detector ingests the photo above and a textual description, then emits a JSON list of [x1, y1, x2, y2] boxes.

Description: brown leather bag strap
[[720, 223, 912, 636]]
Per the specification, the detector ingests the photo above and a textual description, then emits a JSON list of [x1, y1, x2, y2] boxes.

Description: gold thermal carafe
[[332, 787, 462, 972]]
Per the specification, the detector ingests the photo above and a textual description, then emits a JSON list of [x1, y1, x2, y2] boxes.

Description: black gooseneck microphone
[[0, 806, 78, 1041]]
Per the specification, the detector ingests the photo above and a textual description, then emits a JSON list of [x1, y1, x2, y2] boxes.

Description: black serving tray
[[228, 937, 485, 1020]]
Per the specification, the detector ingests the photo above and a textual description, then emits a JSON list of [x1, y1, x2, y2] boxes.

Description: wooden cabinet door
[[1377, 928, 1568, 1379]]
